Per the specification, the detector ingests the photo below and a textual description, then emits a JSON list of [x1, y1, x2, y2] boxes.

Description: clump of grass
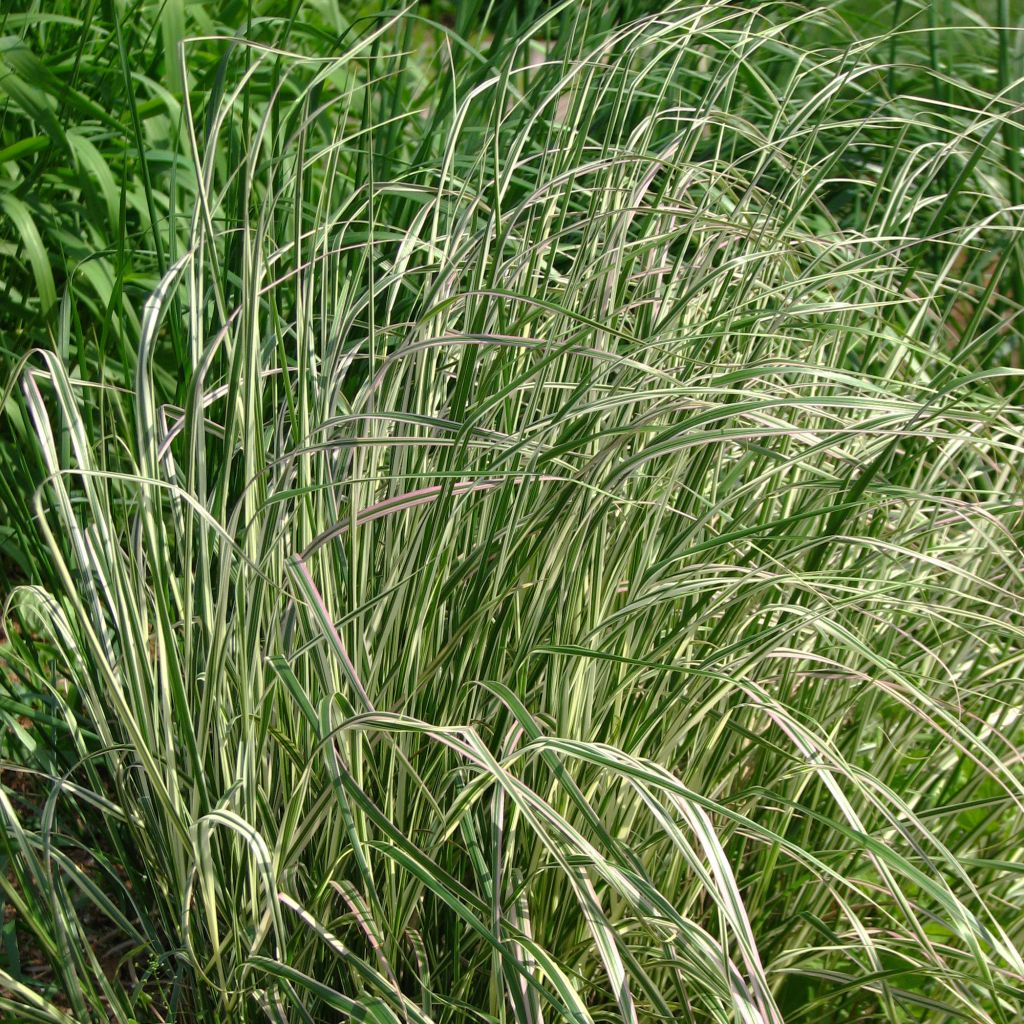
[[2, 2, 1024, 1022]]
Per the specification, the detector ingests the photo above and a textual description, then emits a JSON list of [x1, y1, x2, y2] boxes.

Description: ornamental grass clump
[[2, 2, 1023, 1022]]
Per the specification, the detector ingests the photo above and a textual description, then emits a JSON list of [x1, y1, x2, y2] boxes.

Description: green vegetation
[[2, 1, 1023, 1021]]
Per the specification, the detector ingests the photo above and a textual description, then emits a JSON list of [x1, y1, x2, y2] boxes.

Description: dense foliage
[[2, 2, 1023, 1022]]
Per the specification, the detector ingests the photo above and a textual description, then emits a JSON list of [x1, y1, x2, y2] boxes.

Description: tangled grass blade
[[1, 2, 1023, 1022]]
